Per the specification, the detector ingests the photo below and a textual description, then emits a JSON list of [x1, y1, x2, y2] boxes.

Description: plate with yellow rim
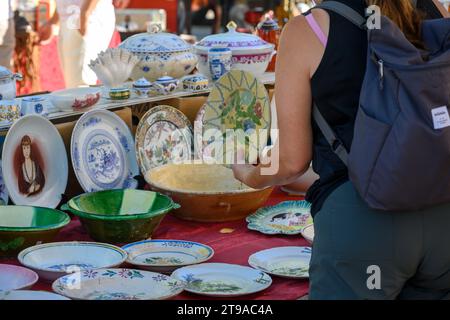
[[201, 70, 271, 166]]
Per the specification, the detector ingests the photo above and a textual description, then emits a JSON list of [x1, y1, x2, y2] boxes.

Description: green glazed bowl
[[61, 189, 179, 244], [0, 206, 71, 258]]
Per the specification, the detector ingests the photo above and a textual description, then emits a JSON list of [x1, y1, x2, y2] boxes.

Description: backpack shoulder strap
[[314, 0, 367, 30]]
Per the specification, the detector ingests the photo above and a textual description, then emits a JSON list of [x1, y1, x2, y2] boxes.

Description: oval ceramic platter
[[71, 109, 139, 192], [52, 268, 185, 300], [248, 247, 312, 279], [0, 159, 8, 205], [18, 242, 128, 282], [246, 200, 313, 235], [122, 240, 214, 274], [0, 264, 39, 291], [135, 105, 193, 176], [171, 263, 272, 297], [302, 224, 314, 244], [1, 115, 68, 208], [0, 290, 70, 300], [202, 70, 271, 166]]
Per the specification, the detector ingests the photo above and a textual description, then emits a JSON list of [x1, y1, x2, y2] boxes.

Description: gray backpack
[[313, 1, 450, 211]]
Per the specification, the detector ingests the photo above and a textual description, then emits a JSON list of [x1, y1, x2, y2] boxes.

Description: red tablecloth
[[2, 188, 310, 300]]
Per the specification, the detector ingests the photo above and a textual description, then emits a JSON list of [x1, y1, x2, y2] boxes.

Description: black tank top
[[305, 0, 368, 216]]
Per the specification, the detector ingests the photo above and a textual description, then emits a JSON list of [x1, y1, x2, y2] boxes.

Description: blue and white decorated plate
[[0, 159, 8, 205], [71, 110, 139, 192]]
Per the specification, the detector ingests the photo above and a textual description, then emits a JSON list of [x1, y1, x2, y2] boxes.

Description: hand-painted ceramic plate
[[246, 200, 312, 235], [2, 115, 68, 208], [248, 247, 311, 279], [171, 263, 272, 297], [122, 240, 214, 274], [202, 70, 271, 166], [0, 264, 39, 291], [193, 104, 206, 160], [0, 159, 8, 205], [52, 268, 185, 300], [135, 105, 193, 176], [18, 242, 128, 282], [301, 224, 314, 244], [71, 110, 139, 192], [0, 290, 70, 300]]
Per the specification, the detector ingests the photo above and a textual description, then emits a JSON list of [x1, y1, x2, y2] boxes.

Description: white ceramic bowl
[[0, 264, 38, 291], [18, 242, 128, 282], [0, 290, 70, 300], [49, 87, 101, 112]]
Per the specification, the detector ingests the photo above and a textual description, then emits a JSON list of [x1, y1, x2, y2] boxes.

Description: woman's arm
[[79, 0, 101, 36]]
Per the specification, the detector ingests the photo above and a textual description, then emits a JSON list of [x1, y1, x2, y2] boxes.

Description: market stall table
[[2, 188, 310, 300]]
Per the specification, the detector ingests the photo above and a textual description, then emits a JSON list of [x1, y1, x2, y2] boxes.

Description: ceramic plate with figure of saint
[[246, 201, 313, 235], [71, 110, 139, 192], [135, 105, 193, 176], [202, 70, 271, 166], [1, 115, 68, 208], [0, 159, 8, 205]]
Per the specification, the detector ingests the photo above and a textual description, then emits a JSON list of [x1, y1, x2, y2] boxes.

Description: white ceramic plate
[[248, 247, 311, 279], [71, 109, 139, 192], [122, 240, 214, 274], [0, 264, 39, 291], [302, 224, 315, 244], [171, 263, 272, 297], [2, 115, 68, 208], [0, 290, 70, 300], [18, 242, 128, 282], [0, 159, 8, 205], [52, 268, 185, 300]]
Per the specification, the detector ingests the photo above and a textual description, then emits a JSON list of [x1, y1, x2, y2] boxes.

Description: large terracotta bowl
[[145, 164, 274, 222]]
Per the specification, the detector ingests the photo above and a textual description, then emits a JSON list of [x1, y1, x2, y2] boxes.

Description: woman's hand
[[232, 163, 258, 188], [78, 11, 89, 36], [38, 22, 53, 42]]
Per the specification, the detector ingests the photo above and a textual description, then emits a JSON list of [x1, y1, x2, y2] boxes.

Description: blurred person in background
[[191, 0, 223, 34], [0, 0, 17, 69], [39, 0, 116, 88]]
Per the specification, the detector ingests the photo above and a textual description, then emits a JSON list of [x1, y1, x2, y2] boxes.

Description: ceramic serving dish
[[49, 87, 101, 112], [301, 224, 314, 244], [61, 189, 178, 243], [145, 163, 273, 222], [2, 115, 68, 208], [246, 201, 313, 235], [194, 21, 275, 78], [248, 247, 312, 279], [0, 66, 22, 101], [0, 290, 70, 300], [182, 74, 209, 91], [0, 159, 8, 205], [171, 263, 272, 297], [122, 239, 214, 274], [0, 206, 70, 258], [0, 264, 39, 291], [0, 100, 21, 125], [21, 96, 52, 117], [119, 24, 197, 81], [135, 105, 193, 175], [18, 242, 128, 282], [152, 76, 180, 95], [52, 268, 185, 300]]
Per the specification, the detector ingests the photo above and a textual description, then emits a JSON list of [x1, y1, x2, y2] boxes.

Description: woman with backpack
[[232, 0, 450, 299]]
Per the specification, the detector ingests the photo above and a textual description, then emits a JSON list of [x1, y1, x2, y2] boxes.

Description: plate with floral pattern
[[301, 224, 314, 244], [122, 240, 214, 274], [0, 159, 8, 205], [246, 201, 312, 235], [248, 247, 311, 279], [202, 70, 270, 166], [52, 268, 185, 300], [135, 105, 193, 176], [71, 110, 139, 192], [171, 263, 272, 297]]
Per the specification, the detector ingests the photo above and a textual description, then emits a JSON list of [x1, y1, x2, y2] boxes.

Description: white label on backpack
[[432, 106, 450, 130]]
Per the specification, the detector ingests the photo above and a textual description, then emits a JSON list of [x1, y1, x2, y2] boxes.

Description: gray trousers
[[310, 181, 450, 300], [0, 18, 15, 69]]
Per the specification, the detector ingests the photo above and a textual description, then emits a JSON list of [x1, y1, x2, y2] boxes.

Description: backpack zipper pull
[[378, 59, 384, 90]]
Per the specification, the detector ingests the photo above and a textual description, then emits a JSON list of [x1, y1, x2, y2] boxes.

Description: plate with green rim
[[248, 246, 311, 279], [122, 239, 214, 274], [246, 200, 312, 235], [171, 263, 272, 297]]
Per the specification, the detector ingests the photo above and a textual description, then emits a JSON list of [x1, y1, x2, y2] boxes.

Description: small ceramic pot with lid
[[0, 66, 22, 101], [152, 76, 180, 95], [132, 78, 153, 96]]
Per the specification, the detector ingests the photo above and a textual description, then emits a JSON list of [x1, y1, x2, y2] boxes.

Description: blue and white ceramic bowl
[[21, 97, 52, 116]]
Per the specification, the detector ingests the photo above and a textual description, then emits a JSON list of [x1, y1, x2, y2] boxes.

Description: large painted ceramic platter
[[171, 263, 272, 297], [18, 242, 128, 282], [202, 70, 271, 166], [52, 268, 185, 300], [1, 115, 68, 208], [0, 264, 39, 291], [71, 110, 139, 192], [122, 240, 214, 274], [0, 159, 8, 205], [246, 201, 312, 235], [135, 105, 193, 175], [302, 224, 314, 244], [248, 247, 311, 279], [0, 290, 70, 300], [193, 104, 206, 159]]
